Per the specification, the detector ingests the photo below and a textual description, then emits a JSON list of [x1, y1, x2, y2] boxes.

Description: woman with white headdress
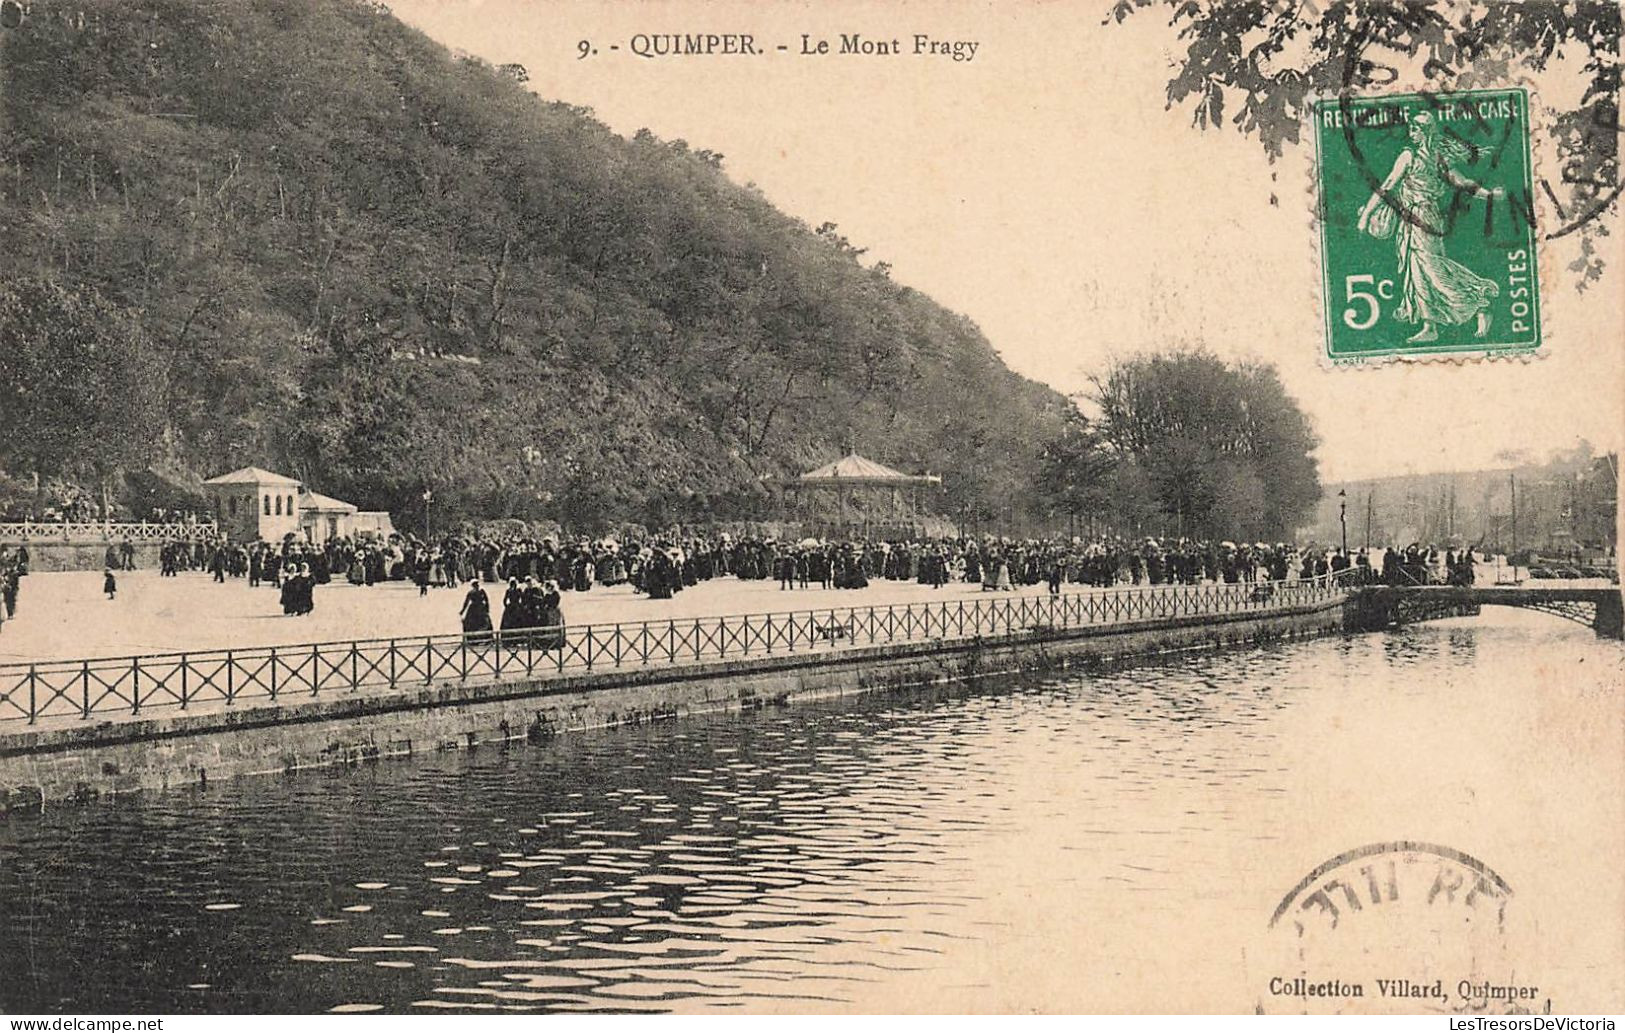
[[537, 580, 565, 652], [498, 577, 525, 643]]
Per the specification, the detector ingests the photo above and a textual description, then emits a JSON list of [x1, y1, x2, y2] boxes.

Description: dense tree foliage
[[1041, 353, 1321, 541], [0, 278, 168, 500], [1115, 0, 1621, 285], [0, 0, 1066, 530]]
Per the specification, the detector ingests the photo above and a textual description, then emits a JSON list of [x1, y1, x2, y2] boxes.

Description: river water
[[1, 609, 1620, 1013]]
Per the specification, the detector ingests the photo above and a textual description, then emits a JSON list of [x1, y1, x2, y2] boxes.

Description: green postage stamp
[[1313, 88, 1540, 362]]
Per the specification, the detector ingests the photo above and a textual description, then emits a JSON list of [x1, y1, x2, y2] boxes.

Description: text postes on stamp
[[1314, 88, 1541, 362]]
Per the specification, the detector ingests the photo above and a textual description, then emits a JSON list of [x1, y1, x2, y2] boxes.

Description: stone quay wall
[[0, 597, 1350, 809], [6, 541, 165, 573]]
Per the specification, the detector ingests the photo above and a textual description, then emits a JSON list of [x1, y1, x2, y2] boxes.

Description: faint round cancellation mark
[[1256, 842, 1547, 1015], [1332, 19, 1621, 243]]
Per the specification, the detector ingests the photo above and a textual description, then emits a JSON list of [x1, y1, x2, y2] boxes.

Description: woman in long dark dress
[[646, 551, 674, 599], [498, 578, 523, 639], [537, 580, 565, 652], [280, 567, 297, 614], [460, 579, 492, 641], [302, 564, 317, 614], [521, 577, 546, 641]]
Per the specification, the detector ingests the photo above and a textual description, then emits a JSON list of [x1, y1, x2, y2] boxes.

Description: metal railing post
[[0, 569, 1362, 730]]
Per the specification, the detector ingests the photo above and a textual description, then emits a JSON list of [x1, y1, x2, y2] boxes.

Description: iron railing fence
[[0, 571, 1357, 727], [0, 520, 219, 543]]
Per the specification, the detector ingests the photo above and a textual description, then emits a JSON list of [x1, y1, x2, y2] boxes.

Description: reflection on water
[[1, 609, 1619, 1013]]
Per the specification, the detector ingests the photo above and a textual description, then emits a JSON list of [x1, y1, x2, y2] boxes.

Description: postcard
[[0, 0, 1620, 1017]]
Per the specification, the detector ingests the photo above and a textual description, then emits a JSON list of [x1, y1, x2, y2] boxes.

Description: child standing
[[103, 567, 117, 600]]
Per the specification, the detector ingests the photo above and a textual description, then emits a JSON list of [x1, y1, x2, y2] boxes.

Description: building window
[[274, 495, 282, 516], [287, 494, 295, 516], [228, 497, 237, 516], [264, 494, 271, 516]]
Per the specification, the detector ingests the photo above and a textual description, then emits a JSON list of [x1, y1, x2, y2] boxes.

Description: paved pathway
[[0, 569, 1058, 664]]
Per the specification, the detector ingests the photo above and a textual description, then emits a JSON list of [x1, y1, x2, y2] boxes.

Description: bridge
[[1348, 584, 1624, 639]]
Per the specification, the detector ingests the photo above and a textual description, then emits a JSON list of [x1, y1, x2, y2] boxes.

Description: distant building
[[297, 490, 358, 544], [203, 467, 376, 542], [203, 467, 304, 541], [351, 511, 398, 538]]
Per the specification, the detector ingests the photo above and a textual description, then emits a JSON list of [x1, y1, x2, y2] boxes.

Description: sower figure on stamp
[[1357, 110, 1504, 344]]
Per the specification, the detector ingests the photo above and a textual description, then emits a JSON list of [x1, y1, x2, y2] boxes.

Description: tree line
[[0, 0, 1325, 541]]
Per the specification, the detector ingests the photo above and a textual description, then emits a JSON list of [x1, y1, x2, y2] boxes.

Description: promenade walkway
[[0, 571, 1351, 732], [3, 570, 1067, 664]]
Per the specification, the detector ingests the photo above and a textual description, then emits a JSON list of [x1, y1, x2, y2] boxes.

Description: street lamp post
[[422, 488, 433, 541], [1338, 489, 1348, 554]]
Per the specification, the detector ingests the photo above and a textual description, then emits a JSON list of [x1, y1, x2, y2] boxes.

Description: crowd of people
[[166, 528, 1481, 600], [0, 528, 1485, 640]]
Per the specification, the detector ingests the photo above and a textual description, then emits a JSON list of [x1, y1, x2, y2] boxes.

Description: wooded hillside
[[0, 0, 1068, 531]]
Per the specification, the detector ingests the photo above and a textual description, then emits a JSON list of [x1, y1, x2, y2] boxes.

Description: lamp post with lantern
[[1338, 488, 1348, 554]]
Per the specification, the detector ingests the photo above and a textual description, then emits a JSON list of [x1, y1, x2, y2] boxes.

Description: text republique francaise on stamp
[[1313, 88, 1541, 362]]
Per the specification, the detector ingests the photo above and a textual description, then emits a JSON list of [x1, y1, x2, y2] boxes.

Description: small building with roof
[[204, 466, 372, 543], [764, 451, 944, 537], [297, 490, 359, 544], [203, 467, 305, 541]]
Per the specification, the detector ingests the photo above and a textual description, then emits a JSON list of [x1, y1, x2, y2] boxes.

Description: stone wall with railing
[[0, 572, 1354, 728]]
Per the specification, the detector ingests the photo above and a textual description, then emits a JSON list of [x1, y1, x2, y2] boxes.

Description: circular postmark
[[1254, 841, 1550, 1015], [1331, 17, 1622, 244]]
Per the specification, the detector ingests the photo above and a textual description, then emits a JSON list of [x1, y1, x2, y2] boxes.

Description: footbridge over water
[[1348, 584, 1624, 639]]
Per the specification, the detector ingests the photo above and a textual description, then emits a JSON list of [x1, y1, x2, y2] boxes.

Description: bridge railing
[[0, 572, 1352, 727], [0, 520, 219, 543]]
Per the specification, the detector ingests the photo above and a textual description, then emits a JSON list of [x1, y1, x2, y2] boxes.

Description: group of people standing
[[1375, 544, 1477, 587], [278, 564, 318, 615], [461, 577, 563, 648]]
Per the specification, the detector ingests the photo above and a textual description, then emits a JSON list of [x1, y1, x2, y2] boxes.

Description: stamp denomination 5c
[[1314, 88, 1541, 362]]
